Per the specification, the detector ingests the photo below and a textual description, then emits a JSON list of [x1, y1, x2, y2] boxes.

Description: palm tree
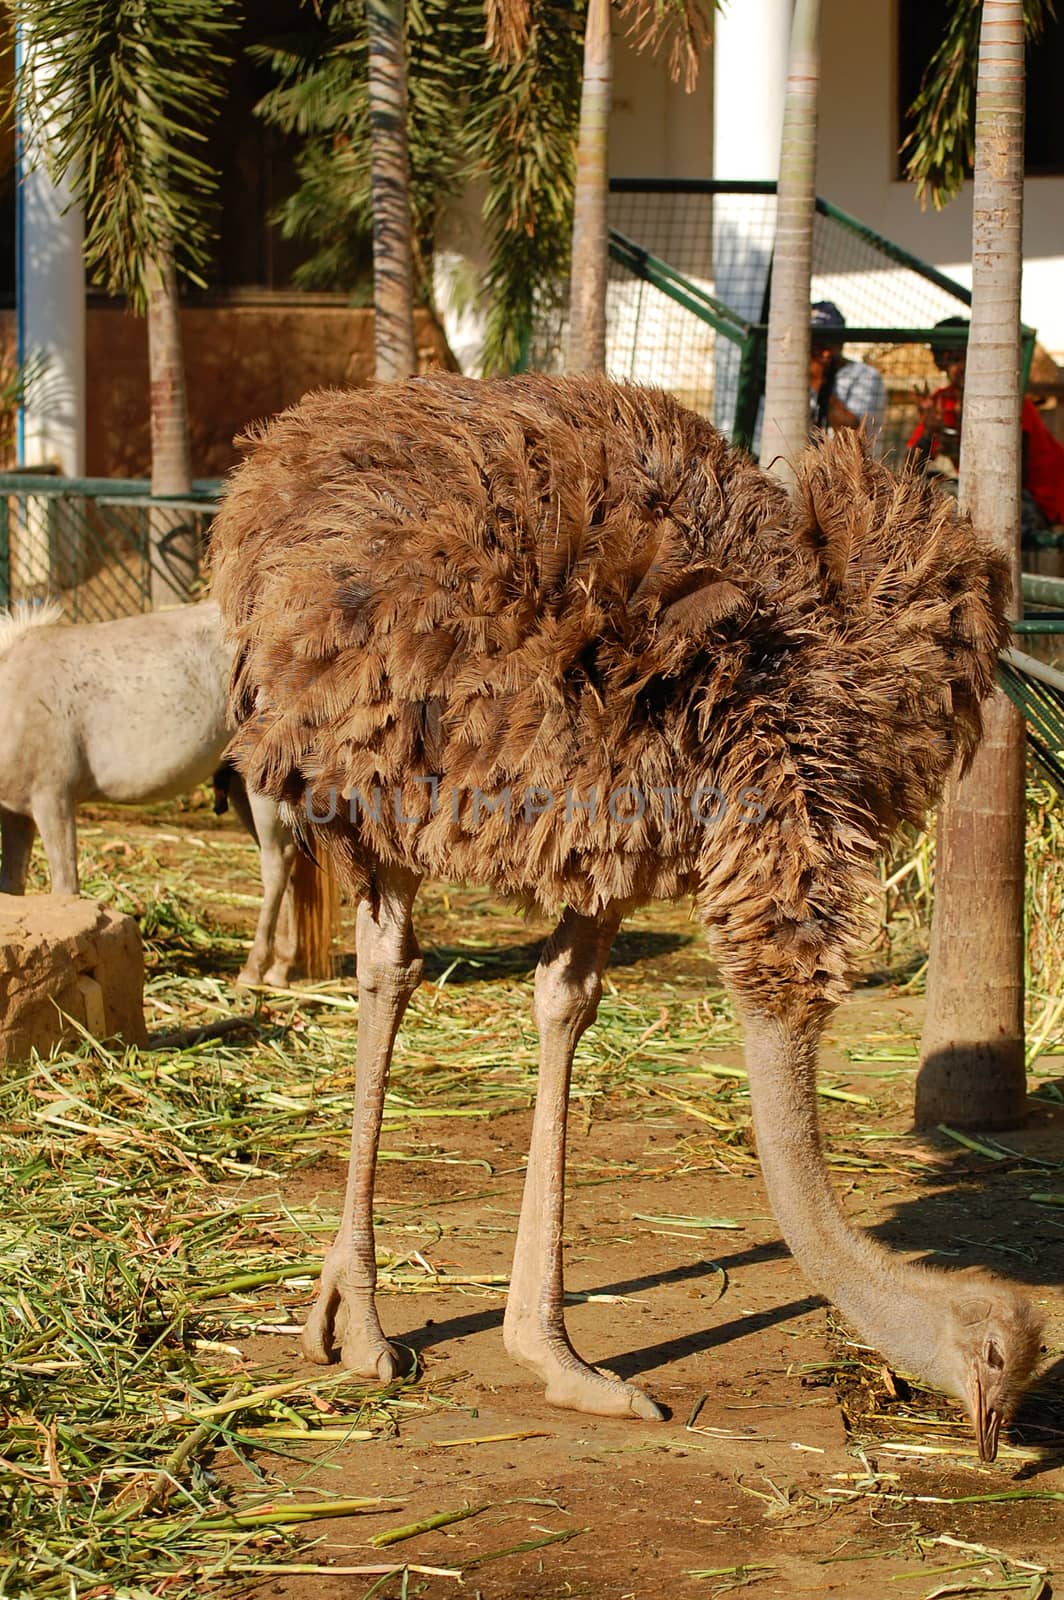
[[917, 0, 1030, 1128], [144, 250, 197, 605], [759, 0, 1051, 485], [566, 0, 611, 372], [257, 2, 709, 381], [367, 0, 417, 379], [14, 0, 238, 606], [760, 0, 820, 482], [565, 0, 710, 375], [902, 0, 1052, 207], [255, 0, 575, 378]]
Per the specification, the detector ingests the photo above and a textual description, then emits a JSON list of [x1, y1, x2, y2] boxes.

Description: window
[[201, 0, 319, 294], [897, 0, 1064, 180]]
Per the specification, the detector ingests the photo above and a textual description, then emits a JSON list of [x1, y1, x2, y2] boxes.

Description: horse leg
[[32, 790, 79, 894], [267, 886, 299, 986], [0, 809, 36, 894], [302, 864, 422, 1377], [229, 777, 296, 986], [502, 905, 663, 1420]]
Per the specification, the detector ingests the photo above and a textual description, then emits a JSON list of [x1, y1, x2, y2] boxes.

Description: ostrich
[[211, 373, 1042, 1461]]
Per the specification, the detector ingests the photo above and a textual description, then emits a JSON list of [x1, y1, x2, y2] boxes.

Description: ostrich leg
[[503, 905, 664, 1419], [302, 864, 423, 1378]]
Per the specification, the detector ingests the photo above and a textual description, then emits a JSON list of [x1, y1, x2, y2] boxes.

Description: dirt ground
[[247, 1036, 1064, 1600], [78, 806, 1064, 1598]]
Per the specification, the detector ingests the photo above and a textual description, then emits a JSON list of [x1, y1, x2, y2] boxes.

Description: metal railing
[[0, 473, 221, 621]]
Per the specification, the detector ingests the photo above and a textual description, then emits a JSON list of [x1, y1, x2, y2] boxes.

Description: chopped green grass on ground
[[0, 888, 746, 1596], [0, 1025, 466, 1596]]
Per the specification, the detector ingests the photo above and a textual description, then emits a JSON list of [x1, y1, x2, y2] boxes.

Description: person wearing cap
[[905, 314, 969, 473], [809, 300, 888, 449], [907, 316, 1064, 534]]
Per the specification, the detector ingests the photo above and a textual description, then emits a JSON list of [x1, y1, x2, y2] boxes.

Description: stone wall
[[0, 894, 147, 1063], [0, 301, 454, 479]]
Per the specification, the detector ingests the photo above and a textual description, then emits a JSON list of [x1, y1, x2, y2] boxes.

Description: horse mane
[[0, 599, 64, 655]]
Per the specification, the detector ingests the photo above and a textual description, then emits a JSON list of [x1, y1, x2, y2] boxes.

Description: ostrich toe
[[301, 1252, 401, 1380]]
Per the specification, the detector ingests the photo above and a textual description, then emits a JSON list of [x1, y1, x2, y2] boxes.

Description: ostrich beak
[[967, 1373, 1001, 1463]]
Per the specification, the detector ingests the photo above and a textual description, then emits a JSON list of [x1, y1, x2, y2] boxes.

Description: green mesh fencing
[[1002, 579, 1064, 792], [527, 179, 1036, 462], [0, 475, 221, 621]]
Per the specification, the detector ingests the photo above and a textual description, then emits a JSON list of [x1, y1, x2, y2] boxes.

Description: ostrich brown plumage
[[211, 373, 1042, 1458]]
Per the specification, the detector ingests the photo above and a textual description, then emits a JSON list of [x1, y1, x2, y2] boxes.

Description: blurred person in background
[[908, 314, 1064, 540], [809, 300, 888, 451]]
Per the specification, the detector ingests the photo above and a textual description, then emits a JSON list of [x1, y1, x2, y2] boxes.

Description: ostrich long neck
[[741, 1011, 954, 1394]]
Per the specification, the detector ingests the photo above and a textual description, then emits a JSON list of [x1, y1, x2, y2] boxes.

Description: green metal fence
[[1001, 575, 1064, 793], [527, 179, 1036, 461], [0, 473, 221, 621]]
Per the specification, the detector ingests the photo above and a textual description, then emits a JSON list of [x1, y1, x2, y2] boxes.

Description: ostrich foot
[[504, 1318, 663, 1420], [301, 1253, 402, 1382], [235, 954, 267, 987]]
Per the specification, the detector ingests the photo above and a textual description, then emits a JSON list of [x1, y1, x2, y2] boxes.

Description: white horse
[[0, 600, 334, 985]]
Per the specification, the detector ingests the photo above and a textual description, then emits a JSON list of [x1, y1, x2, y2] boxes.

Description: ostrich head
[[940, 1274, 1043, 1461]]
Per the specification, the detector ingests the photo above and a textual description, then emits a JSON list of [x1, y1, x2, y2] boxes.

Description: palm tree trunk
[[368, 0, 418, 381], [146, 247, 196, 607], [761, 0, 820, 483], [567, 0, 611, 374], [916, 0, 1027, 1130]]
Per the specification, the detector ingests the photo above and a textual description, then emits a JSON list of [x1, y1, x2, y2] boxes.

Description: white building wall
[[438, 0, 1064, 373], [816, 0, 1063, 359], [611, 28, 712, 178]]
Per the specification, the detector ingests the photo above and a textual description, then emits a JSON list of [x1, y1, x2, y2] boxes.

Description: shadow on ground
[[391, 1239, 820, 1427], [331, 927, 696, 985], [848, 1118, 1064, 1472]]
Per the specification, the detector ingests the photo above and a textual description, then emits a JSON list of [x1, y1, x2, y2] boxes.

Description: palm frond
[[903, 0, 1054, 209], [617, 0, 714, 92], [13, 0, 239, 309], [255, 0, 712, 372], [254, 0, 482, 297], [466, 2, 583, 373], [485, 0, 532, 63]]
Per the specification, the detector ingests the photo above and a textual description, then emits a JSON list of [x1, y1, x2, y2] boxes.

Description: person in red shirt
[[907, 316, 1064, 533], [1021, 394, 1064, 526]]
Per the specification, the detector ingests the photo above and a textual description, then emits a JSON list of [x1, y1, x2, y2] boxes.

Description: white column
[[12, 28, 87, 600], [712, 0, 791, 435], [17, 29, 86, 477], [713, 0, 791, 185]]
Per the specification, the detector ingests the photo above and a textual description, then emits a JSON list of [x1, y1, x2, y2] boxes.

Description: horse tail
[[292, 850, 340, 980], [0, 598, 64, 656]]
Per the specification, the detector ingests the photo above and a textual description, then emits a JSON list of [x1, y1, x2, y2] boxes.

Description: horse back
[[0, 602, 233, 810]]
